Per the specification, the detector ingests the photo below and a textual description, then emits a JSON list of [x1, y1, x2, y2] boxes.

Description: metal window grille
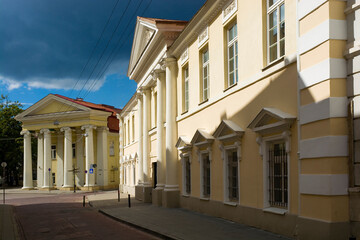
[[51, 145, 56, 159], [203, 155, 211, 197], [228, 150, 238, 201], [268, 142, 288, 208], [185, 158, 191, 194]]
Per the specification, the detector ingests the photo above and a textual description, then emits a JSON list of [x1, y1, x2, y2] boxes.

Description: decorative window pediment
[[248, 108, 296, 135], [176, 136, 192, 152], [213, 120, 244, 142], [191, 129, 214, 147]]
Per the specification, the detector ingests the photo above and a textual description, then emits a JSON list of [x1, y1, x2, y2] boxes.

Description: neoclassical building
[[118, 0, 360, 239], [16, 94, 120, 190]]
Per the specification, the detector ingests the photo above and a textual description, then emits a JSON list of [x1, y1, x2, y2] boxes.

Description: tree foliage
[[0, 94, 24, 185]]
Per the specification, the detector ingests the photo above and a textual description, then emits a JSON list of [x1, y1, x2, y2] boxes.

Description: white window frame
[[198, 149, 212, 199], [183, 66, 189, 112], [227, 22, 238, 87], [51, 145, 56, 159], [257, 131, 290, 215], [132, 115, 135, 143], [201, 48, 210, 102], [181, 153, 192, 196], [267, 0, 285, 64]]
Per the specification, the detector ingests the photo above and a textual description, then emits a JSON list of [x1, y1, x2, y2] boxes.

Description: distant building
[[119, 0, 360, 239], [16, 94, 121, 191]]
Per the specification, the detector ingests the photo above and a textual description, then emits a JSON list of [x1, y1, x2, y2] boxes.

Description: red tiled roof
[[54, 94, 121, 116]]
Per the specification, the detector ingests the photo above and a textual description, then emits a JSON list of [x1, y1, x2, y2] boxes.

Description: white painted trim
[[199, 150, 211, 199], [300, 135, 348, 159], [198, 26, 209, 48], [222, 146, 241, 204], [263, 207, 287, 215], [347, 73, 360, 97], [299, 19, 347, 54], [180, 47, 189, 66], [298, 0, 327, 20], [299, 97, 348, 125], [222, 0, 237, 24], [354, 96, 360, 118], [299, 58, 347, 89], [300, 174, 348, 195]]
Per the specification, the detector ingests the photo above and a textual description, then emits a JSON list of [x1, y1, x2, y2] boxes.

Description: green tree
[[0, 95, 24, 186]]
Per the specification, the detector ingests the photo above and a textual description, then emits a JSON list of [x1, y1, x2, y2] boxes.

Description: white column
[[56, 132, 64, 188], [143, 89, 151, 186], [41, 128, 51, 188], [118, 117, 124, 189], [97, 127, 108, 187], [156, 71, 166, 189], [21, 130, 33, 189], [76, 129, 84, 186], [137, 92, 143, 184], [81, 125, 96, 187], [165, 58, 179, 191], [61, 127, 72, 188], [37, 132, 44, 188]]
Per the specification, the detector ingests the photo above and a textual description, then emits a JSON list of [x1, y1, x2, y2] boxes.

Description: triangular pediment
[[248, 108, 296, 135], [213, 120, 244, 142], [15, 94, 90, 121], [176, 136, 192, 152], [191, 129, 214, 147]]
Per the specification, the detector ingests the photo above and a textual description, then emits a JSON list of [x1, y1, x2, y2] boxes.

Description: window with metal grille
[[51, 145, 56, 159], [185, 157, 191, 194], [72, 143, 76, 158], [227, 150, 238, 201], [202, 154, 211, 197], [268, 142, 287, 208]]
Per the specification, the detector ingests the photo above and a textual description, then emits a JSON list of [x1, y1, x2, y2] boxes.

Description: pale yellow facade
[[119, 0, 360, 239]]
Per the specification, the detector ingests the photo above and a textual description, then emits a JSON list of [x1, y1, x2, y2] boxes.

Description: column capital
[[40, 128, 50, 134], [96, 126, 108, 132], [81, 124, 97, 131], [164, 57, 177, 67], [60, 126, 72, 133], [20, 130, 31, 137]]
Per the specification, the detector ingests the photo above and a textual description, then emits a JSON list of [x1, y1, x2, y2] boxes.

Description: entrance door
[[152, 162, 157, 188]]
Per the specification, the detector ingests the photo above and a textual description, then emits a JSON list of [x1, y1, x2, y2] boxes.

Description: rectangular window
[[132, 115, 135, 142], [227, 22, 238, 87], [185, 157, 191, 194], [227, 149, 238, 201], [202, 154, 211, 197], [72, 143, 76, 158], [268, 142, 287, 208], [124, 123, 127, 145], [267, 0, 285, 63], [51, 145, 56, 159], [109, 141, 115, 156], [183, 67, 189, 112], [201, 49, 209, 102], [52, 173, 55, 184], [127, 119, 130, 144]]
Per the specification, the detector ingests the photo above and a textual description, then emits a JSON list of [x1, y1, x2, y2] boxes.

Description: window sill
[[262, 56, 284, 72], [223, 201, 237, 207], [263, 207, 287, 215], [182, 194, 190, 198], [198, 99, 209, 106], [223, 82, 237, 93], [200, 197, 210, 201], [181, 110, 189, 115]]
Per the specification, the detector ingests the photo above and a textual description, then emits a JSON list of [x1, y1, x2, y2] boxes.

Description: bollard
[[128, 194, 131, 208], [83, 195, 85, 207], [118, 189, 120, 202]]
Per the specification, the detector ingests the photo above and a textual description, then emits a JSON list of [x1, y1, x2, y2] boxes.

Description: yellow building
[[16, 94, 120, 191], [120, 0, 360, 239]]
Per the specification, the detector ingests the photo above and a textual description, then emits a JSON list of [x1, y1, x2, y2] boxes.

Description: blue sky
[[0, 0, 206, 109]]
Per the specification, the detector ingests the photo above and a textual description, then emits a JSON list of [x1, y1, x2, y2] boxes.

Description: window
[[267, 0, 285, 63], [132, 115, 135, 142], [124, 167, 127, 185], [227, 22, 238, 87], [201, 49, 209, 102], [127, 119, 130, 144], [201, 153, 211, 198], [268, 142, 287, 208], [52, 173, 55, 184], [72, 143, 76, 158], [109, 141, 115, 156], [51, 145, 56, 159], [226, 149, 238, 202], [184, 156, 191, 194], [183, 67, 189, 112], [133, 165, 136, 186]]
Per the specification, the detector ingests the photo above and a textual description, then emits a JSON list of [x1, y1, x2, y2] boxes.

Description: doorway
[[152, 162, 157, 188]]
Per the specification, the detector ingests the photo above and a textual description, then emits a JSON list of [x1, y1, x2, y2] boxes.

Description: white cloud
[[0, 76, 22, 90]]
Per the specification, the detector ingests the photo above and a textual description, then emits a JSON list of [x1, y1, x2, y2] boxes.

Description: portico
[[16, 94, 121, 191]]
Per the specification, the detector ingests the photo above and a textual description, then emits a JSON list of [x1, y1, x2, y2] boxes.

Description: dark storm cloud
[[0, 0, 206, 90]]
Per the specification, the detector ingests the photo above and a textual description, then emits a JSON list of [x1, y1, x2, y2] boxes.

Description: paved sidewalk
[[0, 205, 20, 240], [88, 191, 292, 240]]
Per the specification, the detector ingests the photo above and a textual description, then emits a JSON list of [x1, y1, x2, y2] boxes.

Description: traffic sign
[[89, 168, 94, 174]]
